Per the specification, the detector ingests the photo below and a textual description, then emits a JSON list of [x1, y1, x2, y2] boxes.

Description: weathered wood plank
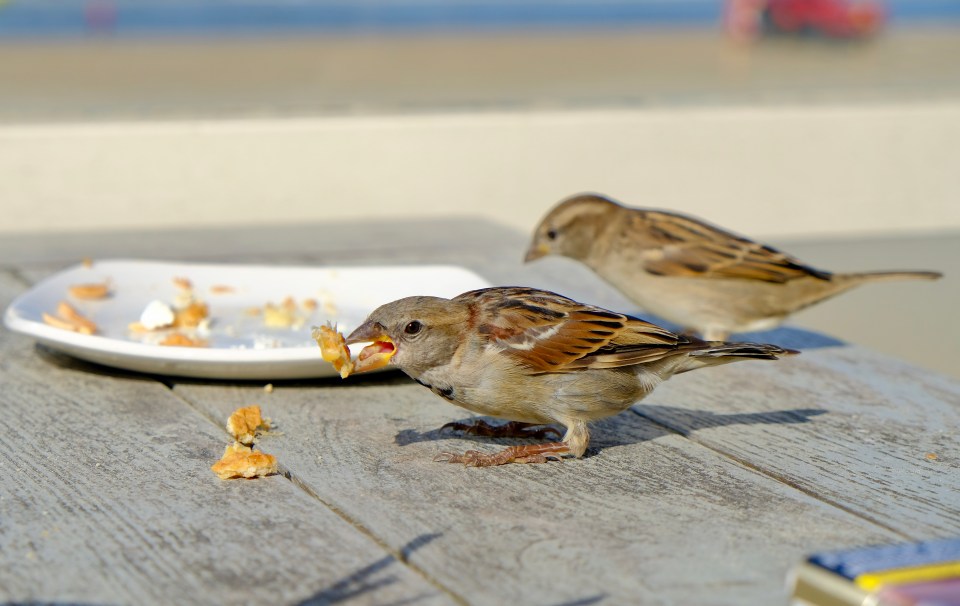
[[5, 222, 957, 605], [642, 346, 960, 538], [174, 379, 902, 606], [0, 270, 452, 606]]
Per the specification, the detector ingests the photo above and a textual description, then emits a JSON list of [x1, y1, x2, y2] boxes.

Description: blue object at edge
[[810, 537, 960, 580]]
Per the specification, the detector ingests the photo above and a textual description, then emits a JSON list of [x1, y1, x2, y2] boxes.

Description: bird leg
[[439, 419, 562, 441], [435, 442, 571, 467]]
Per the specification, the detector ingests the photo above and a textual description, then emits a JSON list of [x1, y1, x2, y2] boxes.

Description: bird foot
[[435, 442, 571, 467], [439, 419, 562, 441]]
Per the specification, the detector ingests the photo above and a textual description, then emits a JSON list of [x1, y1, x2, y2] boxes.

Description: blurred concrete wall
[[2, 101, 957, 239]]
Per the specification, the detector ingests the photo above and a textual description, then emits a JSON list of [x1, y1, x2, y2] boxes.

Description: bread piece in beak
[[312, 324, 354, 378], [346, 321, 396, 374]]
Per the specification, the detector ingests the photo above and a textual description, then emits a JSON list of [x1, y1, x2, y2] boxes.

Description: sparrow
[[525, 193, 942, 341], [343, 286, 796, 466]]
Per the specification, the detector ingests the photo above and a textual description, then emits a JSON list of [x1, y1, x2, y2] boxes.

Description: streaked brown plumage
[[345, 286, 795, 466], [525, 193, 942, 340]]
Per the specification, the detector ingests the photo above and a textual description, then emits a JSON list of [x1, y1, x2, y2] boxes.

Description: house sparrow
[[343, 286, 796, 466], [525, 193, 942, 340]]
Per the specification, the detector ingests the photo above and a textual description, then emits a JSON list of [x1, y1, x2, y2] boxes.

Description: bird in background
[[525, 193, 942, 341], [343, 286, 795, 467]]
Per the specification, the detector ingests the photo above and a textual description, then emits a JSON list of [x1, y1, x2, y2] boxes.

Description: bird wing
[[633, 210, 831, 284], [455, 287, 690, 373]]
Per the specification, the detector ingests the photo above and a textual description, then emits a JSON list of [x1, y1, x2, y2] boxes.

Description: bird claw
[[434, 443, 570, 467], [438, 419, 562, 440]]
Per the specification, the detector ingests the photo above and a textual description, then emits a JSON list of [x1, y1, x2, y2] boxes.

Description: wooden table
[[2, 219, 957, 605]]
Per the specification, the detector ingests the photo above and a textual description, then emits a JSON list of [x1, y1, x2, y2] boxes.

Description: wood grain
[[642, 346, 960, 538], [0, 270, 451, 605], [174, 378, 902, 605], [4, 221, 957, 605]]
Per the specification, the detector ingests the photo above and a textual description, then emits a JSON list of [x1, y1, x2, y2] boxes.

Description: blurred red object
[[725, 0, 885, 41], [764, 0, 885, 37]]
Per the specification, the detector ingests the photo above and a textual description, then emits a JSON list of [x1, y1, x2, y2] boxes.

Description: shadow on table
[[298, 533, 441, 606], [395, 406, 825, 458], [631, 405, 827, 437]]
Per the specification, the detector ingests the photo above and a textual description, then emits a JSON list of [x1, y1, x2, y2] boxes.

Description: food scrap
[[211, 405, 278, 480], [68, 282, 111, 300], [263, 297, 301, 329], [173, 301, 209, 328], [211, 442, 277, 480], [134, 300, 176, 331], [312, 323, 396, 377], [159, 333, 208, 348], [226, 404, 271, 445], [127, 277, 211, 346], [313, 323, 354, 378], [42, 301, 98, 335]]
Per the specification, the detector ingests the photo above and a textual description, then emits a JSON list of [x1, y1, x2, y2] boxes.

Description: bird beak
[[524, 243, 550, 263], [345, 321, 396, 374]]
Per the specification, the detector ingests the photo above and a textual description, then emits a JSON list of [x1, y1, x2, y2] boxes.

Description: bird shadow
[[633, 404, 827, 437], [394, 405, 826, 457], [586, 404, 826, 457], [297, 533, 441, 606]]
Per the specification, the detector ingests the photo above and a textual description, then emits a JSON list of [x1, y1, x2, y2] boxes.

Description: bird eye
[[404, 320, 423, 335], [546, 229, 558, 240]]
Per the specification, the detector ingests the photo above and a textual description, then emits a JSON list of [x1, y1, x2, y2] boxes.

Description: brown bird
[[344, 286, 795, 466], [525, 193, 942, 341]]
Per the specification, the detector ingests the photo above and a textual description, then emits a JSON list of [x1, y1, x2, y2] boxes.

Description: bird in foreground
[[525, 193, 942, 341], [339, 286, 796, 467]]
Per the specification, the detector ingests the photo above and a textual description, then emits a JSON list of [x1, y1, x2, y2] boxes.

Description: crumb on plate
[[42, 301, 97, 335], [68, 282, 111, 300], [173, 301, 209, 328], [159, 333, 208, 347]]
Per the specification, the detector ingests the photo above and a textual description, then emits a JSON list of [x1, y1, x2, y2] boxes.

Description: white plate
[[3, 260, 491, 379]]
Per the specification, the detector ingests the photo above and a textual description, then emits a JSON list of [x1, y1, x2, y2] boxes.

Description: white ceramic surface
[[3, 260, 491, 379]]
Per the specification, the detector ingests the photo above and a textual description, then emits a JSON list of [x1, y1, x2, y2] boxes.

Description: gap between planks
[[164, 382, 470, 606], [629, 407, 915, 542]]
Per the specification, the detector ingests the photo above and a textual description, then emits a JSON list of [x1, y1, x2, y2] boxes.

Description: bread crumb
[[227, 405, 270, 445], [263, 302, 295, 327], [263, 383, 274, 394], [210, 285, 235, 294], [138, 300, 176, 330], [926, 453, 939, 461], [68, 282, 111, 300], [211, 442, 277, 480], [312, 323, 353, 378], [173, 301, 209, 328], [159, 333, 208, 347], [172, 277, 193, 291], [43, 301, 97, 335]]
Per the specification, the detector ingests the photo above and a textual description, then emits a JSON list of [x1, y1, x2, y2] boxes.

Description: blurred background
[[1, 0, 957, 376]]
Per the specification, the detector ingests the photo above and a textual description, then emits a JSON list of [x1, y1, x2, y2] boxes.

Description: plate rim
[[3, 259, 491, 378]]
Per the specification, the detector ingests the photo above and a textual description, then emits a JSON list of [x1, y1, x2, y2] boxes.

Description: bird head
[[525, 193, 621, 263], [345, 295, 470, 377]]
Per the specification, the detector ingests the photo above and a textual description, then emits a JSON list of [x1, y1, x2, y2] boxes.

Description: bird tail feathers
[[675, 341, 798, 374], [838, 270, 942, 284]]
